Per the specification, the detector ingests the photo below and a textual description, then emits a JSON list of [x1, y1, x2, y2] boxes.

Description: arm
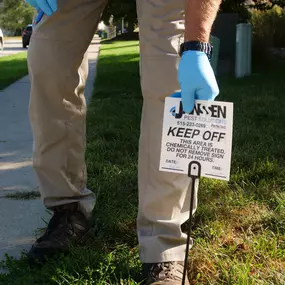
[[177, 0, 221, 113], [184, 0, 222, 42]]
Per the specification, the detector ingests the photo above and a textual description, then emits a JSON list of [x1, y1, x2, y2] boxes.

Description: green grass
[[4, 37, 22, 41], [5, 190, 41, 200], [0, 52, 28, 90], [0, 41, 284, 284]]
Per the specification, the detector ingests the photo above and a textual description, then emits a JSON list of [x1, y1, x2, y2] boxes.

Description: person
[[25, 0, 221, 284]]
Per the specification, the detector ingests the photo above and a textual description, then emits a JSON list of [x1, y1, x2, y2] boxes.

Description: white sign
[[159, 98, 233, 181]]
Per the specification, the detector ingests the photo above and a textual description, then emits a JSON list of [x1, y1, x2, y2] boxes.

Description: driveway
[[0, 39, 26, 57]]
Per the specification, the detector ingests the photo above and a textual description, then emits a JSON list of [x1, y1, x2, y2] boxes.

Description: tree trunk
[[127, 18, 135, 33]]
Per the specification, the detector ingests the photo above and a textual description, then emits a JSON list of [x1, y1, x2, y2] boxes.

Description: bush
[[250, 6, 285, 59]]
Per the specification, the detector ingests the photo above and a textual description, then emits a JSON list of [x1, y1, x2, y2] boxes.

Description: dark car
[[22, 24, 33, 48]]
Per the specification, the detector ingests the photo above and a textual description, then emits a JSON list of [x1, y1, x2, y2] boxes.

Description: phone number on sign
[[176, 121, 206, 128]]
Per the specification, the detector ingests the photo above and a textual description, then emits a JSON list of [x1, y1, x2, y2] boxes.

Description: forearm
[[184, 0, 221, 42]]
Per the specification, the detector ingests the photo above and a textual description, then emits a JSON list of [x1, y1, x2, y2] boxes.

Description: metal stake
[[182, 161, 201, 285]]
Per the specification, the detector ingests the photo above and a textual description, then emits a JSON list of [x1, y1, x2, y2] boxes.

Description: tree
[[220, 0, 285, 11], [0, 0, 34, 34], [101, 0, 137, 33], [219, 0, 252, 21], [219, 0, 285, 21], [100, 0, 285, 32], [251, 0, 285, 9], [220, 0, 249, 12], [272, 0, 285, 7]]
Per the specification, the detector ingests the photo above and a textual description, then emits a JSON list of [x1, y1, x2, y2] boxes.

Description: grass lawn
[[0, 52, 28, 90], [4, 37, 22, 41], [0, 41, 284, 284]]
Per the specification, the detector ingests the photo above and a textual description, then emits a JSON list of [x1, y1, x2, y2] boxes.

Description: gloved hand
[[26, 0, 57, 16], [178, 50, 219, 113]]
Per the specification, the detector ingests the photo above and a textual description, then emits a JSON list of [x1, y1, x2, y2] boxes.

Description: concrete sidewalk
[[0, 37, 100, 265]]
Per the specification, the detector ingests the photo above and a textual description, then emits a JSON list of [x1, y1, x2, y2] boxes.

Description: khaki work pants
[[28, 0, 198, 263]]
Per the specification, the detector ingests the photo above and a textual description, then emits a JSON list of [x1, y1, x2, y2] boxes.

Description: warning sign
[[159, 98, 233, 181]]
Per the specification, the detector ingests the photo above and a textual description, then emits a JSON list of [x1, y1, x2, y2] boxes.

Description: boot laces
[[40, 208, 76, 242], [151, 262, 181, 281]]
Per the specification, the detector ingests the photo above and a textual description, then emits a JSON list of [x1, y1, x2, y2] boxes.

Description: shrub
[[250, 6, 285, 59]]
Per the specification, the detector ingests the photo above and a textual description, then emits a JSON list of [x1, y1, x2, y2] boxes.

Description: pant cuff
[[138, 236, 193, 263]]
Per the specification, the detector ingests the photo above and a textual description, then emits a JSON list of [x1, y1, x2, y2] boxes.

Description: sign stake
[[182, 161, 201, 285]]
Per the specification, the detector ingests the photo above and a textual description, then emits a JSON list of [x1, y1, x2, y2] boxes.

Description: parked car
[[0, 28, 4, 50], [22, 24, 33, 48]]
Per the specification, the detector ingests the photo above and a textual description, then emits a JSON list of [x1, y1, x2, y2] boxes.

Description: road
[[0, 39, 26, 57]]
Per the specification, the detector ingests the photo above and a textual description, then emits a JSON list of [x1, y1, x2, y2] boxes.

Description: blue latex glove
[[26, 0, 57, 16], [170, 92, 182, 98], [26, 0, 39, 9], [178, 50, 219, 113]]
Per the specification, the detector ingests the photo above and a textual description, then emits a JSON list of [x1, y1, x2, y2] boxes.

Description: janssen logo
[[170, 106, 177, 117], [171, 101, 227, 119]]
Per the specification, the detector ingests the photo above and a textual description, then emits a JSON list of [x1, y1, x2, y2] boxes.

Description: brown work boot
[[27, 202, 90, 264], [142, 262, 190, 285]]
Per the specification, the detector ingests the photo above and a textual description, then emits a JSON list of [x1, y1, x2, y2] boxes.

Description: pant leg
[[136, 0, 199, 263], [28, 0, 107, 218]]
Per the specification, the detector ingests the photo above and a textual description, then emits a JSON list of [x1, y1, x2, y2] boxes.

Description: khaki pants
[[28, 0, 198, 263]]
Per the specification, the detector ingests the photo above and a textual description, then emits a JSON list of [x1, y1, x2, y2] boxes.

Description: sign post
[[159, 97, 234, 284]]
